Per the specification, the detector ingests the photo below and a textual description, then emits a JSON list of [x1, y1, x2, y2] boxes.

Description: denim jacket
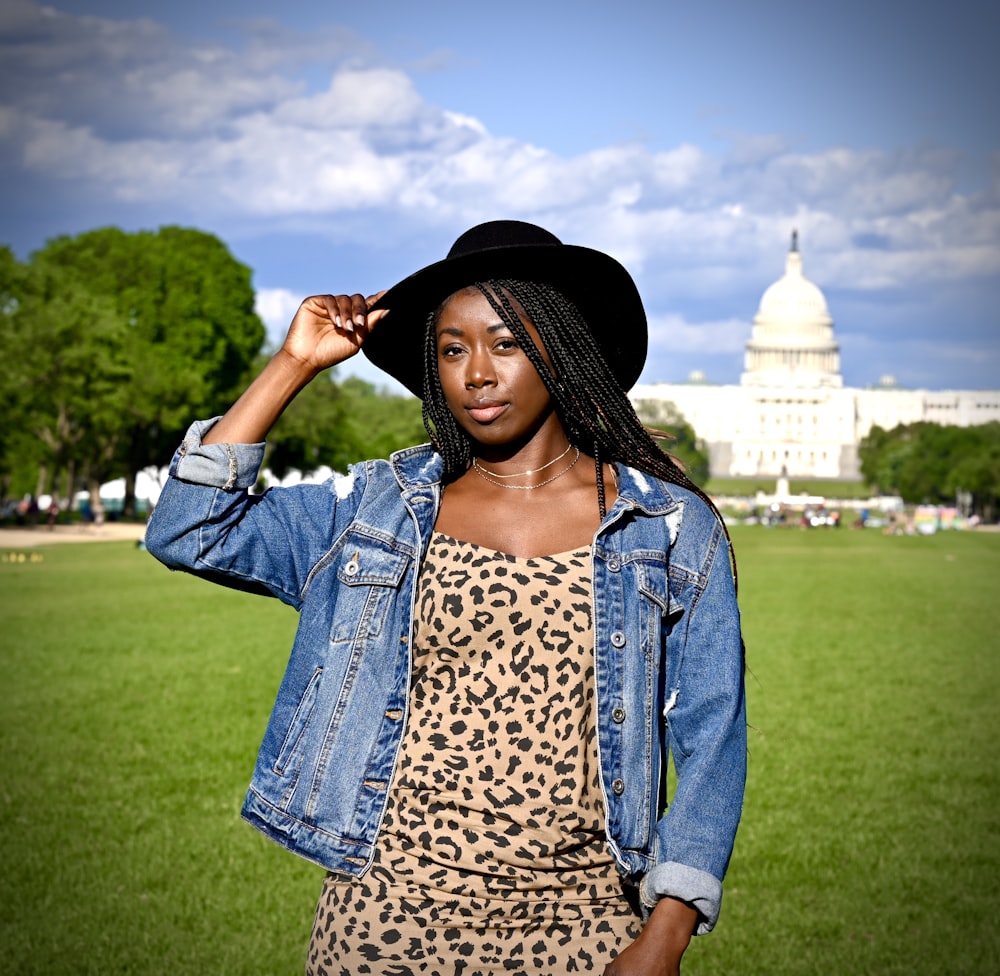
[[145, 419, 746, 934]]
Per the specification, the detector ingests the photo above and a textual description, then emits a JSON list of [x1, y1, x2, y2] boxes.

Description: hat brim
[[363, 242, 647, 398]]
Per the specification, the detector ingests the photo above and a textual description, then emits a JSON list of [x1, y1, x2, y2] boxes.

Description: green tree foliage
[[338, 377, 428, 464], [38, 228, 264, 471], [16, 227, 266, 513], [0, 246, 28, 495], [631, 398, 710, 486], [265, 373, 426, 479], [5, 261, 129, 501], [1, 227, 433, 513], [859, 421, 1000, 519]]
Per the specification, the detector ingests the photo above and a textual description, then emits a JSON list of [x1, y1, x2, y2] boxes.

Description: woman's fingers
[[314, 292, 387, 333]]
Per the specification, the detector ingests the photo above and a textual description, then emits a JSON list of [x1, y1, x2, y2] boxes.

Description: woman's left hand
[[602, 897, 698, 976]]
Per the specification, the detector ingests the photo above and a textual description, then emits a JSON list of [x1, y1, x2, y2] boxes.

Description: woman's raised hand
[[200, 291, 389, 446], [281, 292, 389, 375]]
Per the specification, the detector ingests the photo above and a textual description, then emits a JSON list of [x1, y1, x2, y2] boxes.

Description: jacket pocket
[[273, 666, 323, 776], [636, 557, 680, 655], [327, 530, 412, 645]]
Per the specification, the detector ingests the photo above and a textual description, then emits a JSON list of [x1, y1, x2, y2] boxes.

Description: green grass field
[[1, 528, 998, 975], [703, 478, 875, 500]]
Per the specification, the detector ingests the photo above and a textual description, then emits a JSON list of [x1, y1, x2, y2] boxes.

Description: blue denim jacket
[[146, 419, 745, 934]]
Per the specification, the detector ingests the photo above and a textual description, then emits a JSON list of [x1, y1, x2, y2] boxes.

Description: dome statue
[[741, 231, 842, 388]]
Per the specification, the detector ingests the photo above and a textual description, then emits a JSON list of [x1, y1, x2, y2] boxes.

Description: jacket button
[[344, 560, 359, 577], [612, 707, 626, 723], [607, 556, 621, 572], [610, 631, 626, 648], [612, 778, 625, 795]]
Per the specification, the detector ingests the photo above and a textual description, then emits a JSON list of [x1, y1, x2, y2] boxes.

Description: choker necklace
[[473, 446, 581, 490], [473, 443, 573, 479]]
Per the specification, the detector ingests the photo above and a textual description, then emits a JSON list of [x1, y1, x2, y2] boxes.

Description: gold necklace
[[472, 447, 581, 490], [473, 442, 573, 479]]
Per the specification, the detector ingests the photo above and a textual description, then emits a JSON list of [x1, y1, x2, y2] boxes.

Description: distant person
[[146, 221, 747, 975]]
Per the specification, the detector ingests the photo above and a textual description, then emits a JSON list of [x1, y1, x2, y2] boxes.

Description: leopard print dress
[[305, 532, 642, 975]]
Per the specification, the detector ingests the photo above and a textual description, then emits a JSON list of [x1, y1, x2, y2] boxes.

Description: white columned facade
[[630, 233, 1000, 481]]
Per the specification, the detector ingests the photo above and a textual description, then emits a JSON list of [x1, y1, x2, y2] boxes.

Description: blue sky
[[2, 0, 997, 395]]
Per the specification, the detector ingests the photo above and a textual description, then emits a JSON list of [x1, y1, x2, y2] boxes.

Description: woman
[[146, 221, 746, 975]]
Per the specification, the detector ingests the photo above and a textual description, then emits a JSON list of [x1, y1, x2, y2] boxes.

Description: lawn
[[1, 528, 998, 975], [703, 478, 875, 500]]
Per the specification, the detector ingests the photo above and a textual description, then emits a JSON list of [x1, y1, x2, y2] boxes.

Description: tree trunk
[[35, 462, 50, 500], [61, 460, 77, 511], [123, 468, 137, 519], [88, 477, 105, 525]]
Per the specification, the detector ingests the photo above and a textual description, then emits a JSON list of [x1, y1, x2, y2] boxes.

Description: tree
[[944, 423, 1000, 522], [858, 424, 892, 492], [338, 377, 427, 464], [859, 421, 1000, 519], [33, 227, 265, 513], [16, 265, 129, 508], [631, 398, 710, 486], [0, 250, 133, 510], [264, 373, 427, 480], [0, 246, 26, 502]]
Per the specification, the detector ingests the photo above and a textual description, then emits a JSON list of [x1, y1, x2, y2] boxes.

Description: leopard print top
[[306, 532, 641, 975]]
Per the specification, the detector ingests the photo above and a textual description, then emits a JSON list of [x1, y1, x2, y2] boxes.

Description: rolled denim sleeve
[[639, 861, 722, 932], [170, 417, 266, 490], [644, 507, 747, 935]]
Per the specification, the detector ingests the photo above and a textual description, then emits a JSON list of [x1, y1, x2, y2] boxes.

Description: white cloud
[[275, 68, 425, 129], [1, 1, 997, 393], [0, 3, 364, 143], [4, 3, 996, 301], [647, 314, 749, 355], [254, 287, 300, 345]]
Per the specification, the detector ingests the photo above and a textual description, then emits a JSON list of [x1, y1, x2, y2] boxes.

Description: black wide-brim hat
[[363, 220, 647, 398]]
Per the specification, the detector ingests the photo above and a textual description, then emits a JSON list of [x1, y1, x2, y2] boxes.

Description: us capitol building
[[629, 233, 1000, 481]]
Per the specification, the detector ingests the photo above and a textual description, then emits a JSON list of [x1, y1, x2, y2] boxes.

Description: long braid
[[422, 308, 472, 472], [594, 439, 607, 521], [419, 279, 737, 588]]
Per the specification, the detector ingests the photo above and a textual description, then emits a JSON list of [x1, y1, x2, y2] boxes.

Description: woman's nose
[[465, 349, 496, 388]]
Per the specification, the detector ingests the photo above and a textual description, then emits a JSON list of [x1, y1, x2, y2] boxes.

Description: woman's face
[[435, 286, 559, 452]]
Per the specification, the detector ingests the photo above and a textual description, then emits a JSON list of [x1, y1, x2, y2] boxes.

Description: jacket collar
[[390, 443, 443, 492], [613, 464, 684, 517]]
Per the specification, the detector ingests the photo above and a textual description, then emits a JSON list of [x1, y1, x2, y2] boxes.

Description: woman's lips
[[466, 401, 507, 423]]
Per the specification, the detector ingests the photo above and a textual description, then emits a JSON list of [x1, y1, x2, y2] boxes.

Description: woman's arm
[[602, 897, 699, 976], [203, 292, 387, 445], [145, 292, 388, 601]]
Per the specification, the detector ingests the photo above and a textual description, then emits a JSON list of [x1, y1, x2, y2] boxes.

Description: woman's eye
[[440, 344, 462, 358], [495, 338, 518, 351]]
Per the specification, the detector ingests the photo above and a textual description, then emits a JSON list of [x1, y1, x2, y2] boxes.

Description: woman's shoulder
[[616, 464, 726, 538], [616, 464, 701, 507]]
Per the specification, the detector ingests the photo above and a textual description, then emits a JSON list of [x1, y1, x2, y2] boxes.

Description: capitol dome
[[741, 231, 842, 388]]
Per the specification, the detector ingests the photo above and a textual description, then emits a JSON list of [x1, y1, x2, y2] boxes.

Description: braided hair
[[421, 279, 736, 582]]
